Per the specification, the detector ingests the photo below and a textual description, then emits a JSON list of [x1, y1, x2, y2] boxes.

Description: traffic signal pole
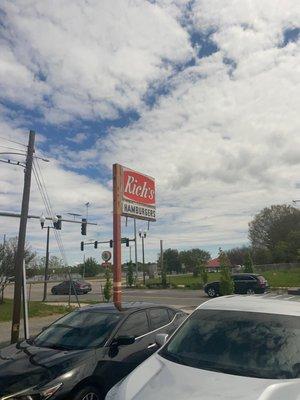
[[113, 164, 122, 310], [11, 130, 35, 344], [42, 226, 50, 302]]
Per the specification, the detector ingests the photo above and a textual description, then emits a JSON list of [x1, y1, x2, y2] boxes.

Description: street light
[[139, 229, 147, 285]]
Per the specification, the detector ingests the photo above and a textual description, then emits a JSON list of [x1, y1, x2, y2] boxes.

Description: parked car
[[0, 302, 187, 400], [51, 279, 92, 295], [105, 295, 300, 400], [204, 273, 269, 297]]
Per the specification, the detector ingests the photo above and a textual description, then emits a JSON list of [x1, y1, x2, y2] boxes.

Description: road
[[4, 281, 206, 311]]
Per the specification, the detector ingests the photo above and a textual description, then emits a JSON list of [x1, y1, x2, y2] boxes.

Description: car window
[[118, 311, 149, 338], [160, 309, 300, 379], [34, 310, 122, 350], [241, 276, 255, 281], [149, 308, 170, 330]]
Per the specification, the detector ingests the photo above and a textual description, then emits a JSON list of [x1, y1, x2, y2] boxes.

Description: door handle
[[147, 343, 157, 349]]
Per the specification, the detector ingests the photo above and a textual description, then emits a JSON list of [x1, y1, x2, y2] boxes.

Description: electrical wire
[[0, 144, 26, 152], [0, 135, 27, 147], [33, 160, 69, 266]]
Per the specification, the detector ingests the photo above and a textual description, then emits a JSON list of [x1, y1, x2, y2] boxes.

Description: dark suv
[[0, 302, 187, 400], [204, 273, 269, 297]]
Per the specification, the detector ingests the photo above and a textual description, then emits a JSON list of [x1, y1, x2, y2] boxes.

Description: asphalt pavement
[[4, 282, 206, 311]]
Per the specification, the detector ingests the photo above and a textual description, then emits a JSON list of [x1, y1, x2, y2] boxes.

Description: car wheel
[[246, 288, 255, 295], [51, 289, 57, 295], [73, 385, 102, 400], [207, 287, 216, 297]]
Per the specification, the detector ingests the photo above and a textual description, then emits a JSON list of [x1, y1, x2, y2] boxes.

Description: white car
[[105, 295, 300, 400]]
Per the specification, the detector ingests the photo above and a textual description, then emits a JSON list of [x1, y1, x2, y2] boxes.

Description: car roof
[[198, 294, 300, 316], [76, 302, 177, 314]]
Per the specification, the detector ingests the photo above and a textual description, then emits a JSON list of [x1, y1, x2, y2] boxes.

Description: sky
[[0, 0, 299, 266]]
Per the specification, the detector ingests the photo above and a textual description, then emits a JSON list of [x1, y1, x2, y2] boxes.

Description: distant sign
[[121, 166, 156, 221], [102, 251, 112, 262], [101, 261, 112, 268]]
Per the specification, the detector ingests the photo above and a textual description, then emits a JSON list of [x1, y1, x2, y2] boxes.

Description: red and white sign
[[121, 166, 156, 221]]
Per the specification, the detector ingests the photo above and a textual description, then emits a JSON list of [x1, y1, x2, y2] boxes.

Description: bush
[[219, 250, 234, 295], [103, 269, 112, 302]]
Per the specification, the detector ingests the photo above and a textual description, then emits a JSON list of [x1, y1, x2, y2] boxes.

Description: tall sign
[[112, 164, 156, 310], [122, 167, 156, 221]]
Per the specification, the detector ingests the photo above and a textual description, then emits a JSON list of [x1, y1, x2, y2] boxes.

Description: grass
[[0, 299, 74, 322], [147, 269, 300, 289]]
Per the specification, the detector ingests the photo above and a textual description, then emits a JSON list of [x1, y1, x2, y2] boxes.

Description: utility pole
[[134, 218, 138, 279], [139, 230, 147, 285], [42, 226, 50, 302], [11, 130, 35, 344], [113, 164, 122, 310], [129, 245, 132, 263], [160, 239, 167, 287]]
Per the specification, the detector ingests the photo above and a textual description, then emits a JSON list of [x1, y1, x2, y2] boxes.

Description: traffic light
[[94, 241, 98, 249], [109, 239, 113, 248], [81, 218, 87, 235], [126, 238, 130, 247], [54, 215, 62, 230], [80, 241, 84, 251]]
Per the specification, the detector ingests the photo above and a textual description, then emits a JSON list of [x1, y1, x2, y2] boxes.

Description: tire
[[51, 289, 57, 295], [207, 287, 217, 297], [246, 288, 255, 295], [72, 385, 102, 400]]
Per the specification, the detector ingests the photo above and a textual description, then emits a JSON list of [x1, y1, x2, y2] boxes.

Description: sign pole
[[113, 164, 122, 310]]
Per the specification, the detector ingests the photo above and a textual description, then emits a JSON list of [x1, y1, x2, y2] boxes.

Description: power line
[[0, 144, 26, 152], [0, 135, 27, 147]]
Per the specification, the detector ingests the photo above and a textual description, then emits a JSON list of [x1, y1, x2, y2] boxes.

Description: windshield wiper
[[160, 351, 187, 365]]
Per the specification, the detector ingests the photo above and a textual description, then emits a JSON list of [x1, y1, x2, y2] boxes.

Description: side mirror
[[113, 335, 135, 346], [155, 333, 168, 347]]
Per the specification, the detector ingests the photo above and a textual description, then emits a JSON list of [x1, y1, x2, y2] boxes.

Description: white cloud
[[0, 0, 192, 123], [66, 132, 88, 144], [0, 1, 299, 262]]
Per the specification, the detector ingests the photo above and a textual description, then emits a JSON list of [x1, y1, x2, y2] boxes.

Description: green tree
[[158, 249, 181, 273], [126, 261, 134, 287], [79, 257, 99, 277], [243, 253, 254, 273], [219, 249, 234, 295], [249, 205, 300, 262], [200, 263, 208, 285], [0, 237, 36, 303], [225, 246, 252, 266], [180, 249, 210, 277], [103, 269, 112, 302]]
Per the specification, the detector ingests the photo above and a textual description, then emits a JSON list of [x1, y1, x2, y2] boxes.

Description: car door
[[96, 310, 153, 391], [145, 307, 183, 354], [232, 275, 243, 293]]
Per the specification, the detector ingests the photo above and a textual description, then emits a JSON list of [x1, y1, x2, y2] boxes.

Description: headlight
[[2, 383, 62, 400]]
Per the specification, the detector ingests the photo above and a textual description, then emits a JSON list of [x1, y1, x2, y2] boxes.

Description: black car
[[0, 302, 187, 400], [51, 279, 92, 295], [204, 273, 269, 297]]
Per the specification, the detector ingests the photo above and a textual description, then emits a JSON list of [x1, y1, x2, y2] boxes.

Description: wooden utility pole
[[113, 164, 122, 310], [161, 239, 167, 287], [11, 130, 35, 344]]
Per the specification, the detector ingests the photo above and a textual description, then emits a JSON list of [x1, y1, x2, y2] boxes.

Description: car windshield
[[34, 310, 121, 350], [159, 309, 300, 379]]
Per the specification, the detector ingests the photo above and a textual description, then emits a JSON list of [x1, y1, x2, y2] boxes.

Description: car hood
[[0, 341, 93, 396], [114, 354, 300, 400]]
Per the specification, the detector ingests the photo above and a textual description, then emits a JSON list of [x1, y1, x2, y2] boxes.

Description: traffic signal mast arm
[[80, 237, 135, 250], [0, 211, 97, 226]]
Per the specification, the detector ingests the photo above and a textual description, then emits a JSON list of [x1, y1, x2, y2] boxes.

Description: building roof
[[206, 258, 220, 268]]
